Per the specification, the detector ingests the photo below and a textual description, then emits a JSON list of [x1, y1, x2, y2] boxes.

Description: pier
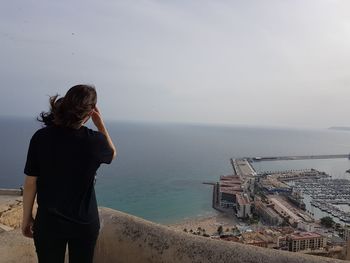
[[230, 158, 257, 177], [230, 158, 237, 175]]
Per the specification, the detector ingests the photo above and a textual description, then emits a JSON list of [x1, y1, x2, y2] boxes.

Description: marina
[[294, 179, 350, 223], [212, 155, 350, 228], [246, 154, 350, 225]]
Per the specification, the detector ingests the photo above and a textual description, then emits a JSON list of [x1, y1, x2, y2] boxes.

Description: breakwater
[[248, 154, 349, 162]]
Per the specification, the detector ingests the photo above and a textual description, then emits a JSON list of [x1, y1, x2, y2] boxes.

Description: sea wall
[[94, 207, 343, 263]]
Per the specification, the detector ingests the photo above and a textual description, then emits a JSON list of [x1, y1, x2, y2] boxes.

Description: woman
[[22, 85, 116, 263]]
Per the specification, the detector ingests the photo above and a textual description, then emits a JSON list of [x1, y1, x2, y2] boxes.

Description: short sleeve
[[24, 134, 40, 176], [96, 132, 114, 164]]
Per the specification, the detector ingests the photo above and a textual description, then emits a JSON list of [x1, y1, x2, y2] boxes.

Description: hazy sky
[[1, 0, 350, 128]]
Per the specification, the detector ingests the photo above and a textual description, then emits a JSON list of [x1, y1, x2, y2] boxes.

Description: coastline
[[0, 194, 236, 236]]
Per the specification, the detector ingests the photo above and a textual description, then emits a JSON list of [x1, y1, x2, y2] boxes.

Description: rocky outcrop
[[0, 197, 23, 230], [0, 202, 22, 229]]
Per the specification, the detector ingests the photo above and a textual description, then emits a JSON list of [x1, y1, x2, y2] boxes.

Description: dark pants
[[33, 233, 98, 263]]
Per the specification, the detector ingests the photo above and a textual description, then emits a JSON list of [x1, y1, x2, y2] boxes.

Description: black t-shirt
[[24, 125, 114, 237]]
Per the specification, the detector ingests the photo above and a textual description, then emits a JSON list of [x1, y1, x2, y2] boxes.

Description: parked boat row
[[310, 199, 350, 223], [294, 178, 350, 223], [293, 179, 350, 200]]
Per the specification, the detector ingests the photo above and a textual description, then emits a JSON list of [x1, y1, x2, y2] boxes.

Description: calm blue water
[[2, 116, 350, 224]]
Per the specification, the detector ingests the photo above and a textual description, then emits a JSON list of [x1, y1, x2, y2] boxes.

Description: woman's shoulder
[[31, 125, 104, 142], [31, 126, 50, 139], [80, 126, 106, 140], [31, 125, 74, 140], [26, 126, 52, 147]]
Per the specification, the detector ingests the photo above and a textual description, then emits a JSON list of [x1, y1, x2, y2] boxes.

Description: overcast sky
[[1, 0, 350, 128]]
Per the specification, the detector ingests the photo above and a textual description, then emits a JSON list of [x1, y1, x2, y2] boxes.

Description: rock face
[[0, 203, 22, 229], [94, 207, 343, 263]]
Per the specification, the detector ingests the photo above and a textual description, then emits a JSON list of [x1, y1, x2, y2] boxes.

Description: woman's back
[[25, 124, 114, 237]]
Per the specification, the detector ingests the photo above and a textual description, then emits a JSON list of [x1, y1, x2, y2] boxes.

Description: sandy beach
[[168, 211, 238, 235]]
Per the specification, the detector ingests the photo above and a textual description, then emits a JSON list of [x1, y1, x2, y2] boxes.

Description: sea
[[2, 116, 350, 224]]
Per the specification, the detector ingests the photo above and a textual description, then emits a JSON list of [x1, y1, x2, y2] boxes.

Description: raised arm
[[22, 175, 37, 238], [91, 106, 117, 159]]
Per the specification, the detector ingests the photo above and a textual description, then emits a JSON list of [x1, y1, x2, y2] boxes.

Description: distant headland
[[329, 126, 350, 131]]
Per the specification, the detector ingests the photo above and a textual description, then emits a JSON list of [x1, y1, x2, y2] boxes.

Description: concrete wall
[[94, 207, 343, 263], [0, 189, 22, 196]]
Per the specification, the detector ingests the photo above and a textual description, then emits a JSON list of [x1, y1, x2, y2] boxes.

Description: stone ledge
[[0, 189, 22, 196], [94, 207, 343, 263]]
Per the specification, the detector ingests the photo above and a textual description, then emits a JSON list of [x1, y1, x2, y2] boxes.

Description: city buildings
[[236, 193, 251, 218], [286, 232, 327, 252], [254, 198, 283, 225]]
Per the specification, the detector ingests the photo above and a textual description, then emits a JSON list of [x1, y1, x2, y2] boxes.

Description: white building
[[236, 193, 251, 218]]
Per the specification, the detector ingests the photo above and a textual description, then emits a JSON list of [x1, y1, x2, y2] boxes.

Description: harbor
[[208, 154, 350, 228], [197, 156, 350, 258]]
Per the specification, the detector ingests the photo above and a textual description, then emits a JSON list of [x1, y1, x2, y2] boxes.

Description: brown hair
[[38, 84, 97, 129]]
